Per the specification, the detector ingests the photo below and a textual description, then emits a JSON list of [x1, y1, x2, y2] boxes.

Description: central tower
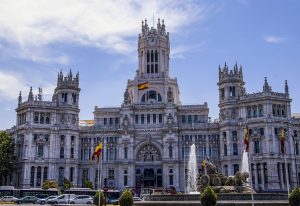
[[137, 18, 170, 78], [126, 19, 180, 105]]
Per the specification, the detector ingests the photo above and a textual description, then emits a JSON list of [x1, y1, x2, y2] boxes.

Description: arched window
[[254, 140, 260, 154], [58, 167, 64, 186], [34, 112, 39, 124], [224, 144, 227, 156], [43, 167, 48, 181], [224, 165, 228, 176], [258, 105, 263, 117], [233, 164, 239, 175], [45, 113, 50, 124], [141, 90, 162, 103], [169, 169, 174, 186], [36, 167, 41, 187], [169, 145, 173, 158], [30, 166, 35, 187], [233, 143, 238, 156], [247, 107, 252, 118]]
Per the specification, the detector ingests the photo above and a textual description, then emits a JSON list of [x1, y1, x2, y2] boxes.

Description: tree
[[289, 188, 300, 206], [93, 191, 105, 206], [0, 131, 14, 185], [200, 186, 217, 206], [84, 180, 93, 189], [119, 189, 133, 206]]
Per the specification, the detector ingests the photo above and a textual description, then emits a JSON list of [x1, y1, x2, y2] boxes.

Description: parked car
[[48, 194, 76, 204], [16, 196, 40, 204], [69, 195, 93, 204], [35, 195, 58, 205], [0, 196, 18, 203]]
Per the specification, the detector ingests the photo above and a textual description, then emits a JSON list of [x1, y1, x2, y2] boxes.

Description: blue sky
[[0, 0, 299, 130]]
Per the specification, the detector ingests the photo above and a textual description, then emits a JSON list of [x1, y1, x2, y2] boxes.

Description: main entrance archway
[[135, 143, 162, 188]]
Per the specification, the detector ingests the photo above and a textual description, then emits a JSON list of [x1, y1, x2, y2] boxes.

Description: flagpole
[[98, 157, 101, 206], [247, 151, 254, 206], [284, 153, 290, 197]]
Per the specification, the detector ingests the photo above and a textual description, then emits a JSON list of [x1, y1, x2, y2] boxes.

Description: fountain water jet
[[241, 151, 249, 176], [187, 144, 198, 193]]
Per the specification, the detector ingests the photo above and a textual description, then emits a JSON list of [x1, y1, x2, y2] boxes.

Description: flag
[[244, 126, 249, 152], [281, 128, 285, 155], [91, 143, 103, 163], [138, 82, 149, 90], [201, 160, 206, 169]]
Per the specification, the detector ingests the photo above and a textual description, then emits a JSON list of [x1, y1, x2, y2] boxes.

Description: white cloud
[[0, 71, 55, 102], [264, 36, 286, 44], [0, 0, 209, 63]]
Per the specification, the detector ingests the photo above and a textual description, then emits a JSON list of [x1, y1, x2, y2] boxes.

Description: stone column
[[34, 167, 37, 187]]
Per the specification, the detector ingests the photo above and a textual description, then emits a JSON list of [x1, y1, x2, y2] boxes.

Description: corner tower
[[54, 70, 80, 107]]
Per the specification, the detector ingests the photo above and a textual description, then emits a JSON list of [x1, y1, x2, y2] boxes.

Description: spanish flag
[[138, 82, 149, 90], [244, 126, 249, 152], [281, 128, 285, 155], [91, 143, 103, 163]]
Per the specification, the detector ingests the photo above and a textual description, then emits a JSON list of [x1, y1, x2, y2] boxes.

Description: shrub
[[289, 188, 300, 206], [42, 180, 58, 190], [119, 189, 133, 206], [93, 191, 105, 206], [84, 180, 94, 189], [201, 186, 217, 206]]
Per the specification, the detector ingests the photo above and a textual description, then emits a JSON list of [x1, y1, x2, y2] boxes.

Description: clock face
[[148, 38, 155, 45]]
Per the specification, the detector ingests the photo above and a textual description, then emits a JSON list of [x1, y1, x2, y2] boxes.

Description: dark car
[[16, 196, 40, 204]]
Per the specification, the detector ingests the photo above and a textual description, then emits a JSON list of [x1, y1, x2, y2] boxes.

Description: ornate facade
[[9, 19, 300, 192]]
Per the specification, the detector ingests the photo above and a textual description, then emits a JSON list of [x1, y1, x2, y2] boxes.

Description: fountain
[[187, 144, 199, 194]]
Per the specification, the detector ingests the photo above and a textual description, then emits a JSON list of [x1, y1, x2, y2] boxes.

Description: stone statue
[[123, 88, 131, 105], [167, 87, 174, 103]]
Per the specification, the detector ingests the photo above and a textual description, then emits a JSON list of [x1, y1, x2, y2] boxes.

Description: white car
[[35, 195, 57, 205], [0, 196, 18, 202], [49, 194, 76, 204], [69, 195, 93, 204]]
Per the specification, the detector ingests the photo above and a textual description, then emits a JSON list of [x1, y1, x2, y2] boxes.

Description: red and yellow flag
[[138, 82, 149, 90], [244, 126, 249, 152], [281, 128, 285, 155], [91, 143, 103, 162]]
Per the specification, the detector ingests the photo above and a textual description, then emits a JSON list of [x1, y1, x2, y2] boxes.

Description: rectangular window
[[60, 147, 64, 158], [124, 175, 128, 186], [260, 128, 265, 136], [188, 115, 192, 124], [159, 114, 163, 124], [141, 114, 145, 124], [115, 118, 119, 125], [147, 114, 150, 124], [37, 145, 43, 158], [109, 118, 113, 125], [194, 115, 198, 123], [169, 175, 173, 186], [104, 118, 107, 125], [135, 115, 138, 124], [71, 148, 74, 158], [70, 167, 74, 182], [153, 114, 156, 124], [182, 115, 186, 124], [124, 147, 128, 159]]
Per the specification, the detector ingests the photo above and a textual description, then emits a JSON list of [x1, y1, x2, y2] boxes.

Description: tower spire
[[285, 80, 289, 95]]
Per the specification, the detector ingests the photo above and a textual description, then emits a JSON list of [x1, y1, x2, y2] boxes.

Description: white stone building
[[9, 19, 300, 192]]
